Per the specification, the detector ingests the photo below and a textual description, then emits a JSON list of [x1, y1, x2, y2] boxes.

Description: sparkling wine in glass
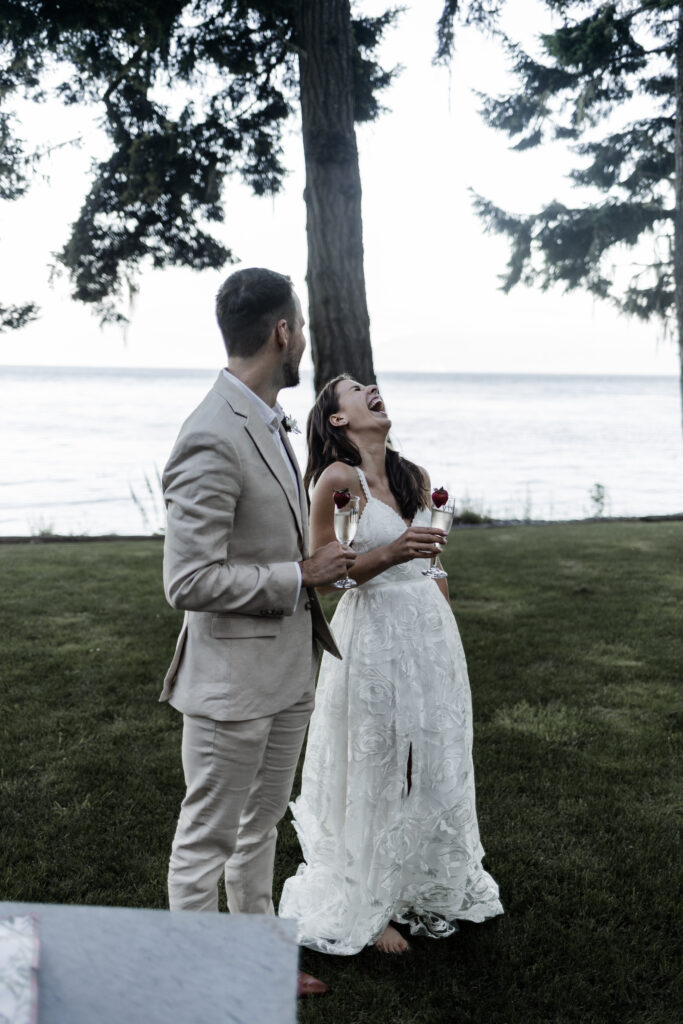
[[333, 495, 360, 589], [422, 498, 455, 579]]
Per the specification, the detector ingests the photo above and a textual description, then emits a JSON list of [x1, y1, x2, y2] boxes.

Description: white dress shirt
[[222, 369, 303, 607]]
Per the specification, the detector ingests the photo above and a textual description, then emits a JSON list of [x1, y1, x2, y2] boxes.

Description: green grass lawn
[[1, 523, 681, 1023]]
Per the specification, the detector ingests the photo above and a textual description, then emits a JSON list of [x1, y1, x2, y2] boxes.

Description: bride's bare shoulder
[[312, 462, 359, 495]]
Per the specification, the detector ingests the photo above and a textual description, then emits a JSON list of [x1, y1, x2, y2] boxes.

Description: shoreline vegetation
[[1, 509, 682, 544], [1, 521, 680, 1023]]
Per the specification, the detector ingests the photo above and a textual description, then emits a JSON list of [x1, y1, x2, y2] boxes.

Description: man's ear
[[275, 318, 288, 349]]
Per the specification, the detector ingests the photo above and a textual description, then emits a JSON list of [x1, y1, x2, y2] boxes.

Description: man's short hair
[[215, 268, 296, 358]]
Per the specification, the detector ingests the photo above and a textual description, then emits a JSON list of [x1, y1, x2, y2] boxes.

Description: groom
[[160, 267, 353, 997]]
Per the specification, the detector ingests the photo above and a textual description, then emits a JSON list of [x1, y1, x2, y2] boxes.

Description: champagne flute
[[332, 495, 360, 589], [422, 498, 455, 579]]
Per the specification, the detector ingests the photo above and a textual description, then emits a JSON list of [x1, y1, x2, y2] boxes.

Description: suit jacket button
[[304, 600, 312, 611]]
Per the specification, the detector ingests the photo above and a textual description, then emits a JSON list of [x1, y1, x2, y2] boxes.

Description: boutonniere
[[283, 414, 301, 434]]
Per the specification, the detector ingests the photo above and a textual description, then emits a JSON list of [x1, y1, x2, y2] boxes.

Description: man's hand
[[300, 542, 357, 588]]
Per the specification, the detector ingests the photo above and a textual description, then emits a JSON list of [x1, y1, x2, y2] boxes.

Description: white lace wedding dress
[[279, 467, 503, 954]]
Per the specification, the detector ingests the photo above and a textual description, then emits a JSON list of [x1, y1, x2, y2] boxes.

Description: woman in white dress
[[279, 375, 503, 954]]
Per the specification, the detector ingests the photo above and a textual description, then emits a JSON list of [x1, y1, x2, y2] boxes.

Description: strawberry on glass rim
[[431, 486, 448, 508], [333, 488, 351, 509]]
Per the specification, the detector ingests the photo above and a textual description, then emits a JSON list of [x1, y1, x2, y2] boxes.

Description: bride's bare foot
[[375, 924, 410, 954]]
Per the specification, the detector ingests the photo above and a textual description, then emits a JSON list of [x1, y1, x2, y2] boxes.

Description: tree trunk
[[675, 3, 683, 437], [296, 0, 376, 397]]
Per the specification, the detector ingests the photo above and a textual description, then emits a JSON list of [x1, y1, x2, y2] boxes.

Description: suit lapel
[[280, 424, 310, 555], [212, 372, 304, 542], [245, 416, 304, 539]]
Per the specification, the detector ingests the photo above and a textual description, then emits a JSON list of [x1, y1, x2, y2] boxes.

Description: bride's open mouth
[[368, 395, 387, 415]]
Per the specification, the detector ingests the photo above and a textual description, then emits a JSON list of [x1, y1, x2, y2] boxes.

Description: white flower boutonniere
[[283, 414, 301, 434]]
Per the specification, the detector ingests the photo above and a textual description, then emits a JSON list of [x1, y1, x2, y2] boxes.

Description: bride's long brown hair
[[304, 374, 428, 522]]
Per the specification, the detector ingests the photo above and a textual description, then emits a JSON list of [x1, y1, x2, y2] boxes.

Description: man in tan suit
[[161, 267, 353, 997]]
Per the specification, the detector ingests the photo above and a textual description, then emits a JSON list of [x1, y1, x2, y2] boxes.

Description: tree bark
[[296, 0, 377, 397], [675, 3, 683, 436]]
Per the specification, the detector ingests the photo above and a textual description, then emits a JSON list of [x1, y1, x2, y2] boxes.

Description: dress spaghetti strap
[[354, 466, 372, 502]]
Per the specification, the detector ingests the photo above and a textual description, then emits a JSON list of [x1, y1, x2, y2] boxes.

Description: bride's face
[[330, 379, 391, 433]]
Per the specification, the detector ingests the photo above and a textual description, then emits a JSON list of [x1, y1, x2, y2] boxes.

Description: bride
[[279, 375, 503, 954]]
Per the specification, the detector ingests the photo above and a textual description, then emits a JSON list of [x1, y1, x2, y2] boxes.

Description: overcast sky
[[0, 0, 676, 376]]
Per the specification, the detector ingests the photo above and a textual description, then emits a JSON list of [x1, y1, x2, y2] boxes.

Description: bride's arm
[[309, 463, 446, 593]]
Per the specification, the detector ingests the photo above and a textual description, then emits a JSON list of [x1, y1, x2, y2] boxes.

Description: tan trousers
[[168, 690, 315, 913]]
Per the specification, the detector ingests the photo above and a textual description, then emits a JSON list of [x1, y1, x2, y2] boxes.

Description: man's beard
[[282, 353, 301, 388]]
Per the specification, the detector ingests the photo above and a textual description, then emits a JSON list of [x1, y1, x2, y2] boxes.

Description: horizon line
[[0, 363, 678, 379]]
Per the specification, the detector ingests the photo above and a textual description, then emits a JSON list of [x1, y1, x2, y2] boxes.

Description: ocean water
[[1, 366, 681, 536]]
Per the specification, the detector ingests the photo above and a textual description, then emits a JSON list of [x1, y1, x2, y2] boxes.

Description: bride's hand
[[388, 526, 447, 565]]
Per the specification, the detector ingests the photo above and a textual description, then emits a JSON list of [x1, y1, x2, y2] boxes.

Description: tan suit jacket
[[160, 371, 340, 721]]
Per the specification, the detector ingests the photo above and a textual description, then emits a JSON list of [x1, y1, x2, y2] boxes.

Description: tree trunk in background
[[296, 0, 377, 396], [675, 4, 683, 437]]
